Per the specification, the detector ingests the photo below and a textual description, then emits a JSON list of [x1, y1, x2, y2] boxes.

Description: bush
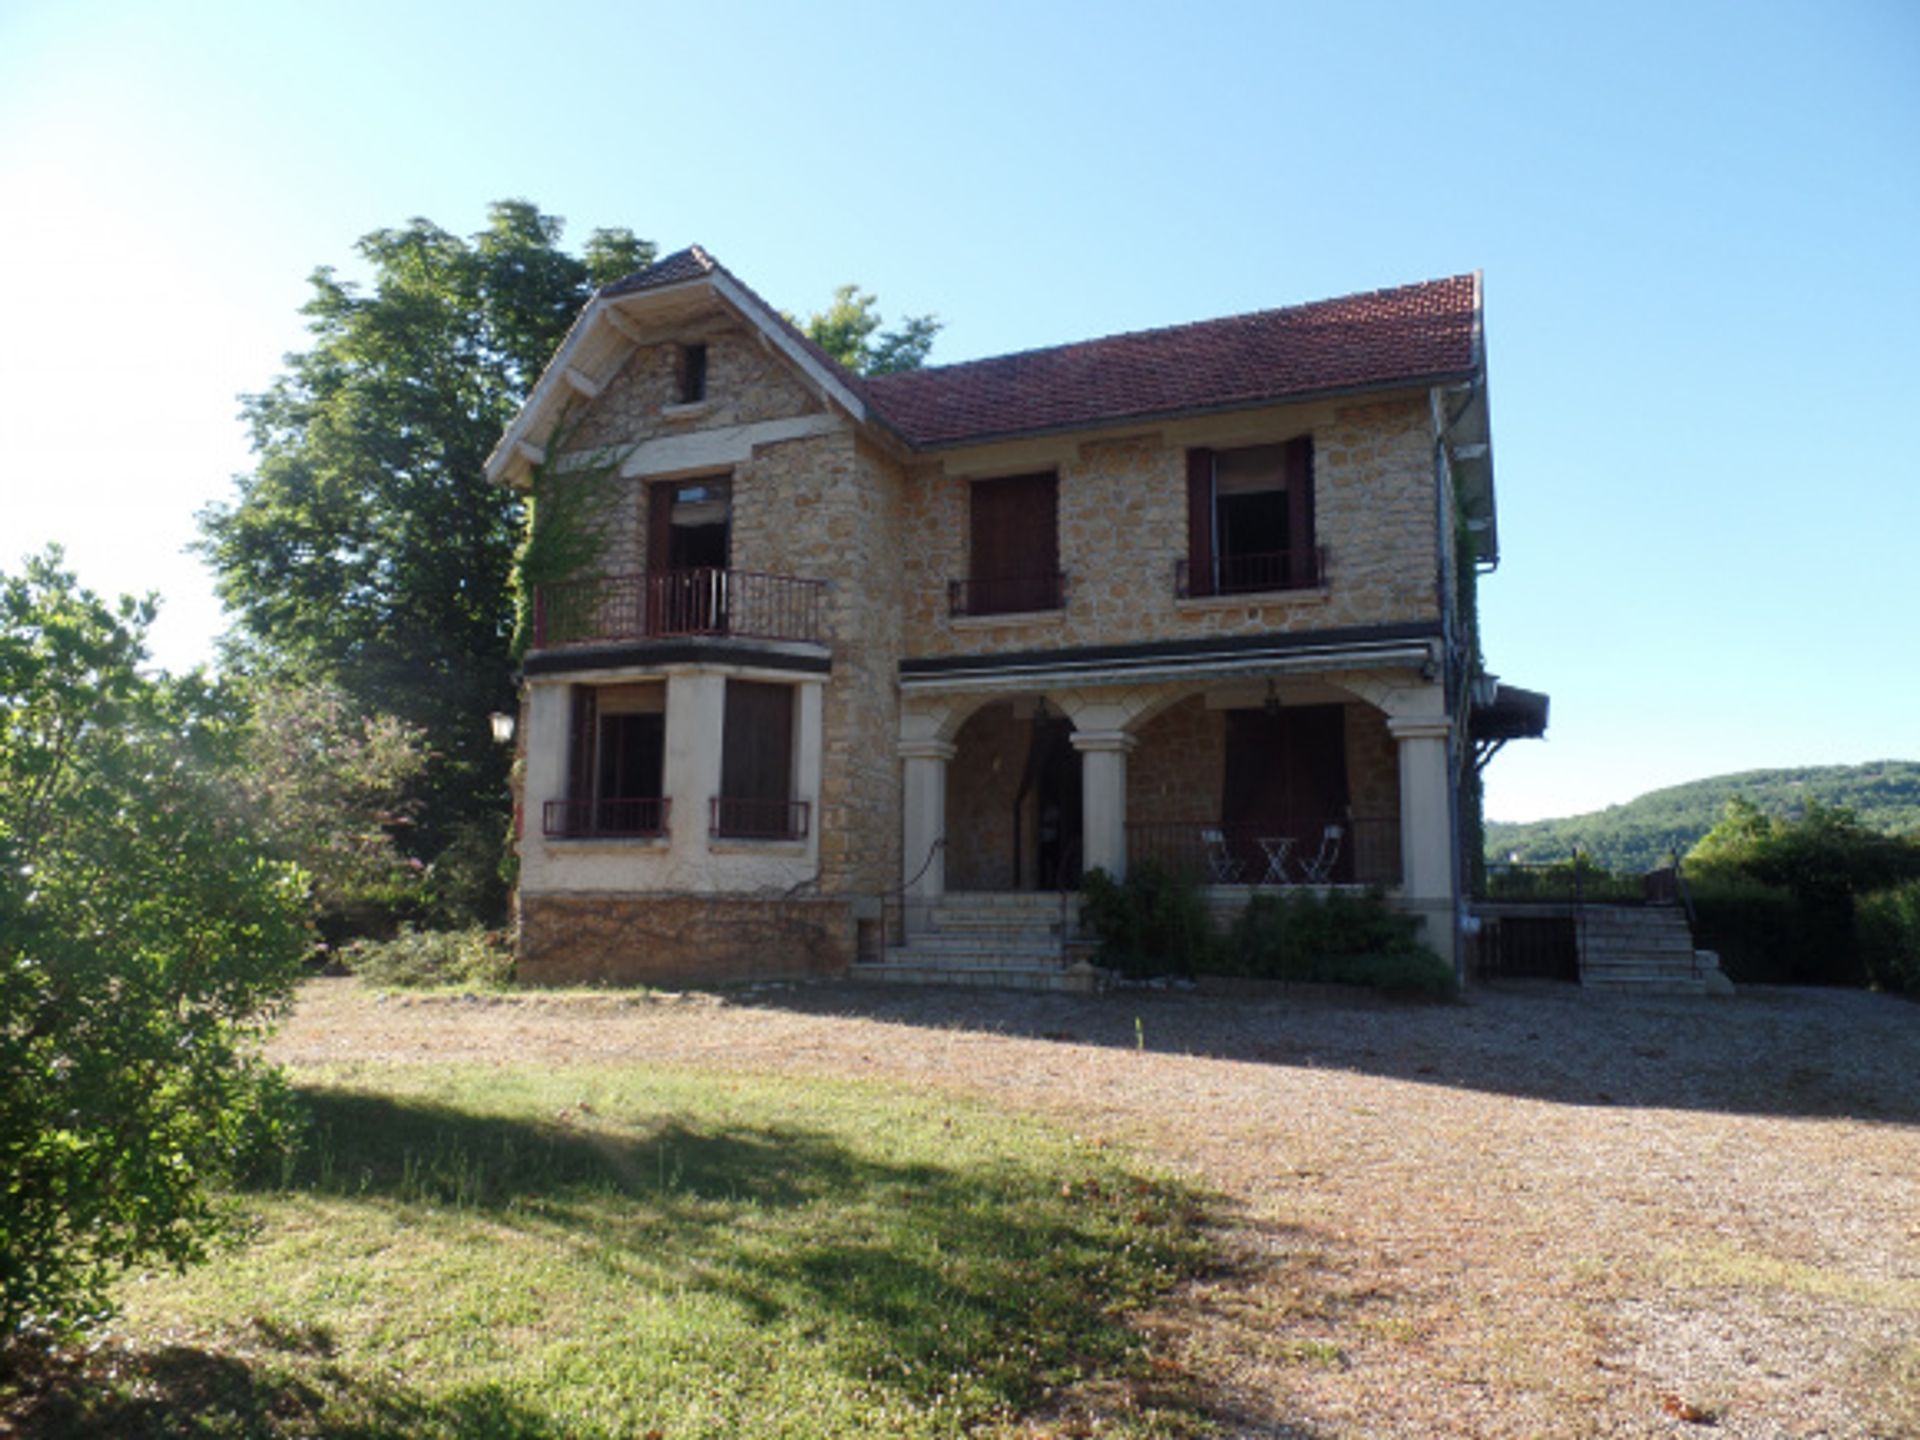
[[1858, 880, 1920, 994], [342, 925, 514, 989], [1688, 870, 1835, 985], [1079, 863, 1217, 977], [1223, 888, 1456, 995], [2, 553, 311, 1345]]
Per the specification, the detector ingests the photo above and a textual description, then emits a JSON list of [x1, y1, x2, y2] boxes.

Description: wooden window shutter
[[1185, 448, 1215, 597], [722, 680, 793, 805], [1285, 436, 1315, 585], [567, 686, 598, 820], [647, 481, 675, 575]]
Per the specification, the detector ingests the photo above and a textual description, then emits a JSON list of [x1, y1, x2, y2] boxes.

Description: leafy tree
[[1688, 798, 1920, 984], [229, 677, 431, 937], [197, 202, 654, 900], [0, 552, 310, 1344], [801, 283, 941, 375]]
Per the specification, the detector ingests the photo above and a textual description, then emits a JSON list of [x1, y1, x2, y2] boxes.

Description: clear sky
[[3, 0, 1915, 823]]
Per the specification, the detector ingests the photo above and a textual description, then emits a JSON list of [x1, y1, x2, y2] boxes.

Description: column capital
[[898, 739, 957, 762], [1069, 728, 1137, 754], [1387, 717, 1452, 742]]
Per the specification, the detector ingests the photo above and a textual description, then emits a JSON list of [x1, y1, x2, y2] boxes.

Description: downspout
[[1431, 381, 1480, 985]]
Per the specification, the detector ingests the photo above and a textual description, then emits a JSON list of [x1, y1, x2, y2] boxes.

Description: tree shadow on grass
[[2, 1339, 568, 1439], [216, 1084, 1303, 1435], [721, 978, 1920, 1123]]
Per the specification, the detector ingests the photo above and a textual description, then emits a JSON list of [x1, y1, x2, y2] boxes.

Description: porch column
[[663, 667, 726, 869], [1072, 729, 1136, 880], [1388, 717, 1457, 957], [898, 739, 954, 898]]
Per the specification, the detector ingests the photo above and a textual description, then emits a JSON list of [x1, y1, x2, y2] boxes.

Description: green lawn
[[29, 1063, 1209, 1438]]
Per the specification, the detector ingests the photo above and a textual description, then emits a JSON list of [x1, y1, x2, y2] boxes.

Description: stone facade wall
[[566, 323, 822, 458], [945, 701, 1031, 891], [1127, 696, 1225, 827], [519, 892, 854, 986], [733, 432, 906, 895], [899, 393, 1438, 659], [1343, 701, 1402, 884]]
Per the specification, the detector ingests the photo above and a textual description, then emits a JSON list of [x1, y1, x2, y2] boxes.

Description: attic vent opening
[[678, 343, 708, 404]]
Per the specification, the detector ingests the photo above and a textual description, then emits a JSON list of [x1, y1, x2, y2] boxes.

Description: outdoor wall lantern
[[488, 711, 517, 745]]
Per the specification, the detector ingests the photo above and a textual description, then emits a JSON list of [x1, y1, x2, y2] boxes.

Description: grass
[[11, 1063, 1209, 1439]]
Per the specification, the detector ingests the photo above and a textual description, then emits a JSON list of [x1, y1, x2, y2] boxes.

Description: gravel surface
[[271, 978, 1920, 1439]]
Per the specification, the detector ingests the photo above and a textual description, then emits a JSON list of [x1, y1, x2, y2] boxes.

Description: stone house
[[489, 247, 1543, 986]]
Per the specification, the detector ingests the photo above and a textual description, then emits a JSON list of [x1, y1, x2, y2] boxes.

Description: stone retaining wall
[[518, 892, 855, 986]]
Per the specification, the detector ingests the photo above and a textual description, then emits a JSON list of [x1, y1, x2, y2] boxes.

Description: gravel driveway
[[272, 978, 1920, 1439]]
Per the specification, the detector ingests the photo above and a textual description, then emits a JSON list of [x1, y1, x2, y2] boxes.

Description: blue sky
[[3, 0, 1915, 822]]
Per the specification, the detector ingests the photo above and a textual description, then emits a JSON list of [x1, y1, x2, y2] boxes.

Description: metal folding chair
[[1297, 824, 1344, 884], [1201, 826, 1245, 883]]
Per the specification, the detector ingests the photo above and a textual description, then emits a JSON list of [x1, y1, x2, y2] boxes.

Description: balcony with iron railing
[[1175, 545, 1328, 600], [947, 572, 1068, 619], [710, 796, 811, 842], [532, 569, 827, 650], [542, 797, 670, 840]]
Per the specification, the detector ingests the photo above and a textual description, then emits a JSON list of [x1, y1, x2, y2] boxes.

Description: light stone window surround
[[522, 664, 824, 895]]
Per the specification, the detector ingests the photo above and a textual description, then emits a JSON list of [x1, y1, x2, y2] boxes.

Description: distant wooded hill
[[1485, 761, 1920, 875]]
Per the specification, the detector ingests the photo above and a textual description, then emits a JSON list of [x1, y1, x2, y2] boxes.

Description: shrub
[[1858, 880, 1920, 994], [1688, 869, 1836, 985], [1223, 888, 1456, 995], [2, 553, 311, 1345], [341, 925, 515, 989], [1078, 863, 1217, 977]]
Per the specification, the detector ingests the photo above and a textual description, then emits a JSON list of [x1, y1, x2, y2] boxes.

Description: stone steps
[[865, 891, 1102, 992], [1577, 905, 1723, 995]]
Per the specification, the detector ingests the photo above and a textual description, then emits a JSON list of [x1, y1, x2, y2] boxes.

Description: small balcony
[[1175, 546, 1328, 599], [710, 796, 811, 842], [948, 572, 1068, 618], [532, 569, 827, 650], [542, 797, 670, 839]]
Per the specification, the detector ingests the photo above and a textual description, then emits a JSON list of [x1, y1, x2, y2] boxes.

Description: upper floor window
[[678, 343, 708, 404], [1182, 437, 1319, 598], [953, 470, 1063, 617]]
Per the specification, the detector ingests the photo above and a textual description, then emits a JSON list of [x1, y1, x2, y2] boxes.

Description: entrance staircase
[[854, 892, 1102, 993], [1579, 905, 1726, 996]]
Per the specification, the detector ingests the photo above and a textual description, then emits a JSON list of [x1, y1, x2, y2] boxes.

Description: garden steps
[[1577, 905, 1723, 995], [856, 891, 1102, 993]]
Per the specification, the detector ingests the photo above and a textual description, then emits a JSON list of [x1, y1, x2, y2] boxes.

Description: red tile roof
[[598, 251, 1478, 450], [863, 275, 1479, 446]]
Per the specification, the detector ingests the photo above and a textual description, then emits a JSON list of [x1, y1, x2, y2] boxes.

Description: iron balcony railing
[[542, 797, 670, 839], [710, 796, 811, 842], [1123, 815, 1401, 887], [1175, 545, 1328, 599], [533, 569, 827, 649], [948, 572, 1068, 618]]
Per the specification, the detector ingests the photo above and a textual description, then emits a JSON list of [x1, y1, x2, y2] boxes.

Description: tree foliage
[[1485, 760, 1920, 874], [1687, 797, 1920, 986], [196, 202, 654, 891], [0, 552, 310, 1343], [801, 284, 941, 375], [229, 678, 431, 935]]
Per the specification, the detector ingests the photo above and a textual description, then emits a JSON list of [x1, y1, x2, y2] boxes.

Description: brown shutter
[[969, 472, 1058, 612], [722, 680, 793, 805], [1285, 436, 1315, 586], [567, 686, 598, 831], [647, 481, 674, 574], [1186, 448, 1215, 597]]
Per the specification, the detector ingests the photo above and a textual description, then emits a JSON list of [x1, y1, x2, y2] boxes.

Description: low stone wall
[[518, 892, 855, 987]]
